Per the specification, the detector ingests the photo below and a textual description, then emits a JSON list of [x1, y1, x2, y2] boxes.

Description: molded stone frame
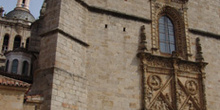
[[138, 17, 207, 110], [151, 0, 191, 60]]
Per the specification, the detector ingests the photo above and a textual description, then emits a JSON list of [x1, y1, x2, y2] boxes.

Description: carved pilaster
[[171, 52, 179, 110], [182, 7, 192, 60], [151, 1, 159, 54]]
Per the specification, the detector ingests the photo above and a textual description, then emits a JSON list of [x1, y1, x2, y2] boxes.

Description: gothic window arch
[[157, 6, 187, 58], [11, 59, 19, 74], [159, 16, 175, 54], [2, 34, 10, 52], [22, 61, 29, 76], [13, 35, 21, 50]]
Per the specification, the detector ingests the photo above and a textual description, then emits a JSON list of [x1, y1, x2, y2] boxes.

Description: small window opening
[[123, 27, 126, 32], [22, 61, 29, 76], [2, 34, 9, 52], [11, 59, 18, 74], [13, 36, 21, 50], [26, 38, 29, 49], [105, 24, 108, 29]]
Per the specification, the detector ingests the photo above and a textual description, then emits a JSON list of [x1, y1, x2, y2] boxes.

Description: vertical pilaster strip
[[183, 7, 192, 60], [24, 0, 30, 10], [8, 27, 13, 51], [16, 0, 23, 8], [199, 63, 207, 110], [151, 1, 158, 54], [0, 24, 3, 52], [140, 54, 147, 110], [172, 54, 179, 110]]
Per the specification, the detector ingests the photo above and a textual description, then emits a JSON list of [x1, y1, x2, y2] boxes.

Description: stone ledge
[[189, 28, 220, 40], [40, 28, 89, 47], [75, 0, 152, 23]]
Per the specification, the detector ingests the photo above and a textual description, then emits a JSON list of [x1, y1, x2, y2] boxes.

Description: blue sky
[[1, 0, 44, 19]]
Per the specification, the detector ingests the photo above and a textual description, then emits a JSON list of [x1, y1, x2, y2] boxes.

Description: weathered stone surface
[[20, 0, 220, 110]]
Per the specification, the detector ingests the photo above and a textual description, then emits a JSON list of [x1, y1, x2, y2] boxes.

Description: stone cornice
[[40, 28, 89, 47], [0, 18, 31, 28], [189, 28, 220, 40], [75, 0, 152, 23]]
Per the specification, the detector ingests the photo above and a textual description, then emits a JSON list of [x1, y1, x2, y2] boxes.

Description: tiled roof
[[0, 71, 33, 83], [0, 75, 30, 87]]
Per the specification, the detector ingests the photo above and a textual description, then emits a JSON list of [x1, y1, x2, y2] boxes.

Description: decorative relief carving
[[177, 90, 185, 103], [151, 97, 169, 110], [146, 56, 173, 68], [138, 25, 207, 109], [147, 75, 162, 90], [151, 1, 190, 59], [185, 80, 198, 95], [171, 0, 189, 4], [138, 23, 207, 110], [179, 63, 199, 72]]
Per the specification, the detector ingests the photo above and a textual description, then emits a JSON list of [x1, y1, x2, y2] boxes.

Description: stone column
[[17, 59, 23, 75], [16, 0, 23, 8], [24, 0, 30, 10]]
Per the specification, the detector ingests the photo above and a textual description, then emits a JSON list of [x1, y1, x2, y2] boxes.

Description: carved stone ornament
[[185, 80, 198, 95], [138, 25, 148, 52], [147, 75, 162, 90], [151, 97, 169, 110], [150, 0, 191, 59], [171, 0, 189, 4]]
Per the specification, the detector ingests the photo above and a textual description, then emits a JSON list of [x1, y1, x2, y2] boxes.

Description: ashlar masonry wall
[[85, 12, 151, 110], [33, 0, 220, 110]]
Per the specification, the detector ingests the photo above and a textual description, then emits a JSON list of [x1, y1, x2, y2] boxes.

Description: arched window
[[159, 16, 175, 54], [26, 38, 29, 49], [2, 34, 9, 52], [11, 59, 19, 74], [5, 60, 9, 72], [22, 61, 29, 76], [13, 36, 21, 50]]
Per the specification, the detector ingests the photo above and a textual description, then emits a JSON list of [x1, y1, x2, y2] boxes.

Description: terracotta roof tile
[[0, 75, 30, 87]]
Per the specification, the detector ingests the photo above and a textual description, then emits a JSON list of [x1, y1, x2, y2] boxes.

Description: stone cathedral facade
[[0, 0, 219, 110]]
